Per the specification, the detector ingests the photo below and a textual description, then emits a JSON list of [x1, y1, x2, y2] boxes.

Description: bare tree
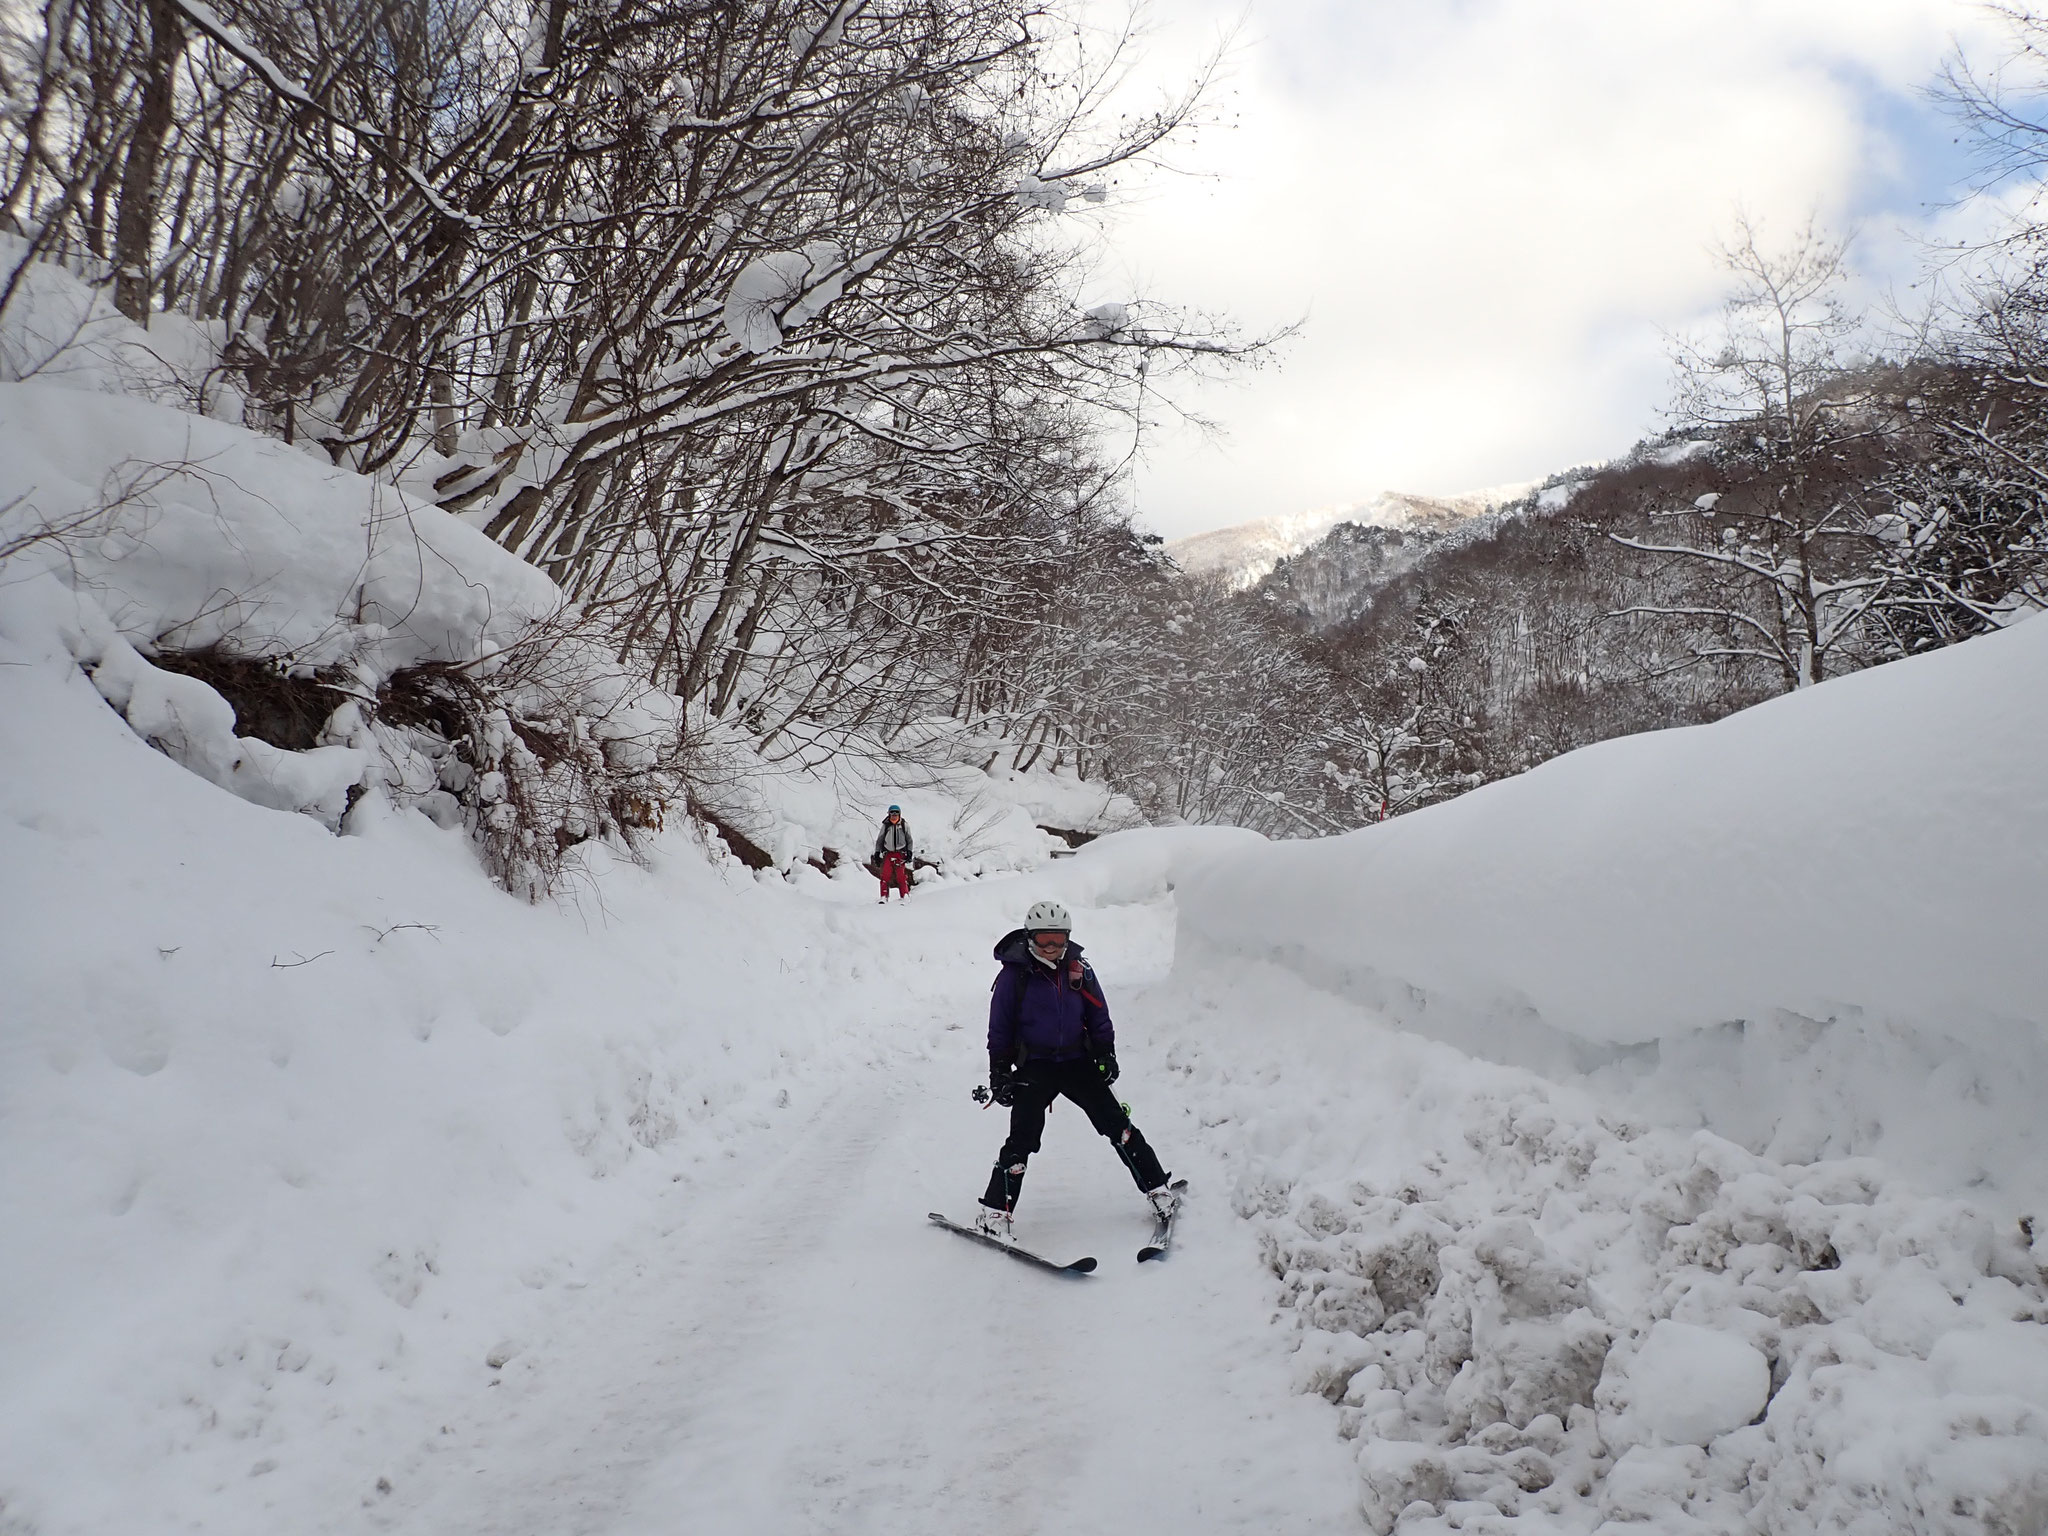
[[1612, 217, 1889, 689], [1, 0, 1261, 783]]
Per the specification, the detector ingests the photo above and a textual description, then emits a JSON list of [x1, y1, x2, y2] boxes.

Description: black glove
[[989, 1059, 1018, 1106], [1094, 1050, 1120, 1087]]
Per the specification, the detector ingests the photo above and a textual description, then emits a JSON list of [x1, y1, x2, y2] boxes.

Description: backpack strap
[[1070, 959, 1106, 1011]]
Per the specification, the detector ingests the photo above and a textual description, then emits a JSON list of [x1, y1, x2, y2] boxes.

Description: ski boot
[[975, 1204, 1014, 1241]]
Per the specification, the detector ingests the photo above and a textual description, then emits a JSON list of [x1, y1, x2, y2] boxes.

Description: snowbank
[[1058, 824, 1268, 907], [0, 379, 559, 671], [1168, 618, 2048, 1207], [0, 589, 859, 1533], [1129, 952, 2048, 1536], [0, 254, 606, 858], [1092, 617, 2048, 1530]]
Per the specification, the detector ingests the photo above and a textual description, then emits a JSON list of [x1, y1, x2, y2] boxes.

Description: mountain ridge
[[1162, 483, 1537, 588]]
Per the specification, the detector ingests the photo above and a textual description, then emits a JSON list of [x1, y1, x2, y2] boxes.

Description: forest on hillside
[[1076, 216, 2048, 833], [1033, 197, 2048, 835], [1, 0, 2045, 876]]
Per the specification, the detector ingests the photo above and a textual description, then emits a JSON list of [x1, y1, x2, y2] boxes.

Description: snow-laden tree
[[0, 0, 1259, 765], [1867, 363, 2048, 652], [1861, 17, 2048, 648], [1612, 218, 1891, 690]]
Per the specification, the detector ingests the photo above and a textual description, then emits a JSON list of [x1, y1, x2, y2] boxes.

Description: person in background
[[874, 804, 913, 902]]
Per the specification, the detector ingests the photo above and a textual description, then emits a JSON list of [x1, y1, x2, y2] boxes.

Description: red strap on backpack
[[1068, 958, 1105, 1010]]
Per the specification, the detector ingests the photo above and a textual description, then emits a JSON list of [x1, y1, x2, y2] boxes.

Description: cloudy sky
[[1080, 0, 2015, 542]]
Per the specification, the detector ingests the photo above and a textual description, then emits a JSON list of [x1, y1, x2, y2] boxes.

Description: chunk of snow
[[782, 242, 845, 330], [721, 245, 845, 353], [1080, 301, 1128, 339], [1603, 1321, 1769, 1448], [1651, 439, 1716, 466], [720, 251, 811, 354], [1013, 173, 1068, 212]]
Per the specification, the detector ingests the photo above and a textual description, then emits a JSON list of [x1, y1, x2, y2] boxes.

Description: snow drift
[[1140, 950, 2048, 1536], [1087, 627, 2048, 1533], [1161, 617, 2048, 1208]]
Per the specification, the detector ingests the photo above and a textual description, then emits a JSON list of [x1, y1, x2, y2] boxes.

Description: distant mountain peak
[[1163, 483, 1536, 589]]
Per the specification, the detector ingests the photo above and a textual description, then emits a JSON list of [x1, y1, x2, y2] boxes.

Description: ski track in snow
[[0, 640, 1358, 1536], [361, 946, 1359, 1536]]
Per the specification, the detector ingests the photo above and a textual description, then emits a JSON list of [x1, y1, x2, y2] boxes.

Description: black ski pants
[[980, 1058, 1168, 1211]]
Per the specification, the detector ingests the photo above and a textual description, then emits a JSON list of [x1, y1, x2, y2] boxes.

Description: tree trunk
[[432, 365, 458, 456], [112, 0, 182, 326], [711, 573, 780, 718]]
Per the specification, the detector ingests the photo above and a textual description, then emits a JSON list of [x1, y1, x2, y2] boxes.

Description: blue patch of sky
[[1837, 65, 1980, 220]]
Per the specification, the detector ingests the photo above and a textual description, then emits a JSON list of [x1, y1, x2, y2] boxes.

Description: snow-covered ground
[[4, 245, 2045, 1534], [6, 601, 2046, 1532], [1139, 950, 2048, 1534], [0, 628, 1358, 1531]]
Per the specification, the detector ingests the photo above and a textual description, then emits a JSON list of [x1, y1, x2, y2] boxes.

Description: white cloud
[[1079, 0, 2009, 539]]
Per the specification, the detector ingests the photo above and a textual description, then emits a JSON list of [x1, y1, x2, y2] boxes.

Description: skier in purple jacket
[[976, 900, 1176, 1239]]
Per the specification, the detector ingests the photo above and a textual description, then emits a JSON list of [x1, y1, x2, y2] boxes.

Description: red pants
[[879, 850, 910, 898]]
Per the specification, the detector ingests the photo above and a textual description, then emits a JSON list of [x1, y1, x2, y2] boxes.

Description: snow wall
[[1094, 619, 2048, 1210]]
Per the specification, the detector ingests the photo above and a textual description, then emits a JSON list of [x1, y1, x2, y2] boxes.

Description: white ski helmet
[[1024, 900, 1071, 934]]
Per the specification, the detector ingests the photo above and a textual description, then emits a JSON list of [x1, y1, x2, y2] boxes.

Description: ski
[[1137, 1178, 1189, 1263], [928, 1213, 1097, 1275]]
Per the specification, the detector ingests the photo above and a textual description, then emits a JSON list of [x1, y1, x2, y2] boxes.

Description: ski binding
[[1137, 1178, 1189, 1263]]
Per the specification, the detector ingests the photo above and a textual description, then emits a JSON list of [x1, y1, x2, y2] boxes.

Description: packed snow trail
[[362, 883, 1360, 1536], [0, 620, 1355, 1535]]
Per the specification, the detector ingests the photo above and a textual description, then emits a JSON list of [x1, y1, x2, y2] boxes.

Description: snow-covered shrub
[[357, 625, 691, 901], [146, 645, 347, 752]]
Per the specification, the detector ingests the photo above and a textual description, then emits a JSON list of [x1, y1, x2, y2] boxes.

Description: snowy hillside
[[1165, 484, 1533, 589], [1255, 518, 1482, 628]]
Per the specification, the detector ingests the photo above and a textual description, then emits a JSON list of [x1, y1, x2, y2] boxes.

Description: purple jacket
[[988, 928, 1113, 1065]]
